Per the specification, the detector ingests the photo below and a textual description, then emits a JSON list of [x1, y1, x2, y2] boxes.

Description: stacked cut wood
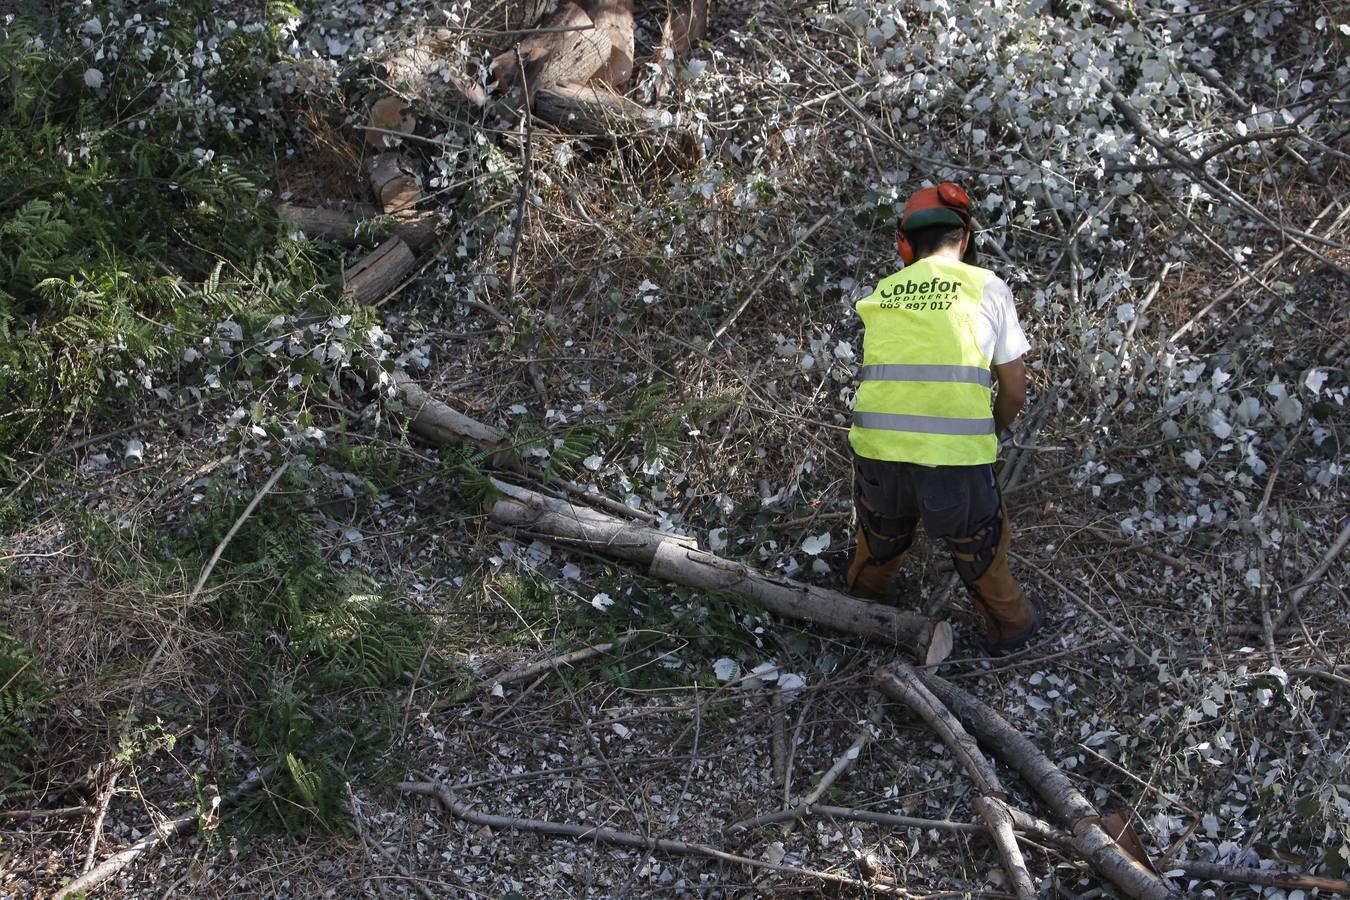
[[298, 0, 711, 317], [355, 0, 701, 162]]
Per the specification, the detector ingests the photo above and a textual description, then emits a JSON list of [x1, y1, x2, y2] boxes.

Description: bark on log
[[507, 0, 554, 31], [278, 204, 364, 243], [494, 3, 609, 94], [487, 480, 933, 653], [662, 0, 708, 54], [366, 96, 417, 150], [648, 538, 930, 652], [344, 237, 417, 306], [918, 671, 1177, 899], [279, 203, 439, 251], [533, 81, 701, 166], [490, 479, 697, 564], [392, 371, 510, 457], [367, 152, 423, 215], [579, 0, 634, 88]]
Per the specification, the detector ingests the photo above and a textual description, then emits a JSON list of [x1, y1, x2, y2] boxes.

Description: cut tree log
[[578, 0, 634, 88], [278, 204, 364, 243], [533, 81, 701, 165], [876, 665, 1036, 900], [279, 203, 439, 250], [390, 371, 511, 459], [649, 541, 932, 653], [494, 3, 610, 94], [367, 151, 424, 215], [366, 96, 417, 150], [380, 33, 488, 109], [507, 0, 554, 30], [489, 478, 697, 565], [344, 237, 417, 306], [917, 670, 1177, 899], [486, 479, 935, 654], [662, 0, 708, 54]]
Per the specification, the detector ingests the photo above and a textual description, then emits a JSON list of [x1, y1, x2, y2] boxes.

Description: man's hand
[[993, 357, 1027, 434]]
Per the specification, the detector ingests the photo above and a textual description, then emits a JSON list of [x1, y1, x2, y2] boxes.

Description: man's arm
[[993, 357, 1027, 434]]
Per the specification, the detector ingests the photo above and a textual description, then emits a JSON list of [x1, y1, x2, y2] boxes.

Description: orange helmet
[[897, 181, 973, 264]]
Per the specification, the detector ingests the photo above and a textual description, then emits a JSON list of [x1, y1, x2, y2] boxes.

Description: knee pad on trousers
[[942, 515, 1002, 583], [855, 492, 915, 565], [946, 514, 1036, 643], [847, 530, 911, 598]]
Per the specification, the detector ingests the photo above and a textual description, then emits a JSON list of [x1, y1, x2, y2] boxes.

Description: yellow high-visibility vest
[[849, 257, 997, 465]]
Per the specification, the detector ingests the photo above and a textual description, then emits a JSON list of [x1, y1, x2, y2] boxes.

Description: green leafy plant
[[178, 486, 425, 829], [0, 9, 345, 459], [0, 630, 49, 791]]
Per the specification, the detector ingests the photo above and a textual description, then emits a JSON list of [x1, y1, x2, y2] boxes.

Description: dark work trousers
[[847, 453, 1037, 644]]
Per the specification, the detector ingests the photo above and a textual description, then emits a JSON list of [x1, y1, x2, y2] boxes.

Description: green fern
[[545, 425, 604, 480], [440, 445, 501, 507], [0, 631, 48, 790], [0, 9, 347, 456]]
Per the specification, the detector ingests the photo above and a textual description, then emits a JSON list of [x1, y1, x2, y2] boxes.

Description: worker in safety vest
[[847, 181, 1041, 654]]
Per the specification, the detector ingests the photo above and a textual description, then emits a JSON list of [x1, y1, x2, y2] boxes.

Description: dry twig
[[398, 780, 920, 895]]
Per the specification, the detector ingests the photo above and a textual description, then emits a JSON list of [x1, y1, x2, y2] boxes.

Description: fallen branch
[[876, 664, 1036, 900], [705, 214, 833, 352], [1272, 522, 1350, 630], [388, 370, 511, 461], [728, 803, 985, 836], [487, 478, 936, 653], [916, 671, 1177, 899], [493, 632, 639, 687], [1169, 859, 1350, 894], [398, 780, 918, 895], [800, 692, 883, 808], [80, 768, 120, 876], [0, 805, 92, 822], [191, 460, 292, 603], [54, 769, 270, 899], [726, 693, 885, 838]]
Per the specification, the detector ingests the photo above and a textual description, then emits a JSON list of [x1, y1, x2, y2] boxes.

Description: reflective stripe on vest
[[849, 257, 998, 466], [859, 363, 992, 387], [852, 411, 996, 436]]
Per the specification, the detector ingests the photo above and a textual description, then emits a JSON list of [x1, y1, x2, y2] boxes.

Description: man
[[846, 181, 1040, 654]]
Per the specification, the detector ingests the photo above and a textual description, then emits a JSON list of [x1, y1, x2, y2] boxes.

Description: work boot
[[963, 513, 1039, 653], [846, 529, 911, 601], [980, 598, 1042, 656]]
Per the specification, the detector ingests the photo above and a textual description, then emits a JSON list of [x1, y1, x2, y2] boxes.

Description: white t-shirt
[[977, 275, 1031, 366]]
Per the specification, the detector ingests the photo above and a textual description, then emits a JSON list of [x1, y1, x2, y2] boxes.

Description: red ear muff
[[937, 181, 971, 210], [897, 231, 915, 266]]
